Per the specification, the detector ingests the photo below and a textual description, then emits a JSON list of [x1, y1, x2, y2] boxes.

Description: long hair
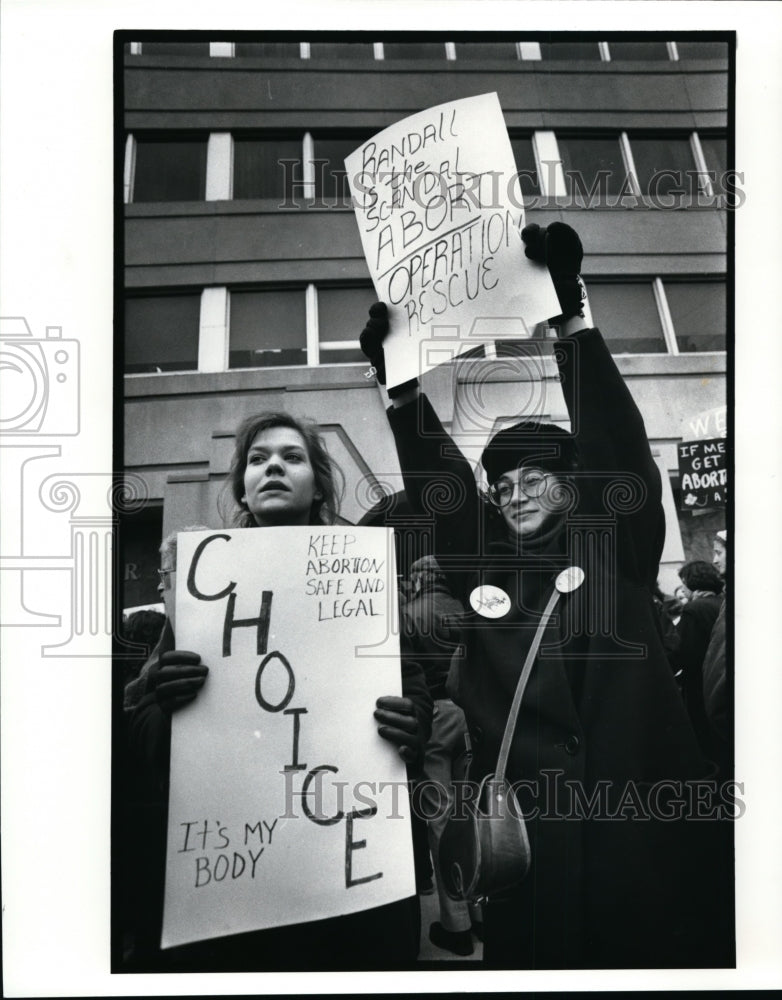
[[220, 411, 344, 528]]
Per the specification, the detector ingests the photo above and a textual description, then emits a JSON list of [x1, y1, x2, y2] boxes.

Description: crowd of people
[[118, 222, 732, 971]]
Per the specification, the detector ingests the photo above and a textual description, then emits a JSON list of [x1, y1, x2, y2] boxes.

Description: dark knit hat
[[481, 421, 579, 484]]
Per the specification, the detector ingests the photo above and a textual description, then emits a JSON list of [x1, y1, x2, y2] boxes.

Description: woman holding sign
[[124, 411, 432, 971], [360, 223, 731, 970]]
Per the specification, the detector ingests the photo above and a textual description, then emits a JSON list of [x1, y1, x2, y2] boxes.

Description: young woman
[[360, 223, 731, 970], [123, 411, 432, 971]]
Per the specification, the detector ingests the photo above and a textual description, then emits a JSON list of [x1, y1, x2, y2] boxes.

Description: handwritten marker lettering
[[184, 531, 385, 890]]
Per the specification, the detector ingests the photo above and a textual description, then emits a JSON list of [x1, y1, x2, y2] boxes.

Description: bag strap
[[494, 584, 564, 785]]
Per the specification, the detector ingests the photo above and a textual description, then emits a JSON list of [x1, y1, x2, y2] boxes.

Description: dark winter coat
[[387, 327, 731, 969], [402, 579, 465, 699], [701, 596, 730, 776], [670, 592, 723, 757]]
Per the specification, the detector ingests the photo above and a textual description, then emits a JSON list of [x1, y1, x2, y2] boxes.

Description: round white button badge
[[555, 566, 585, 593], [469, 585, 512, 619]]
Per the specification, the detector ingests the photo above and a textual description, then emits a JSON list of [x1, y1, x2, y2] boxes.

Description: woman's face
[[493, 465, 565, 538], [242, 426, 319, 527], [712, 538, 726, 577]]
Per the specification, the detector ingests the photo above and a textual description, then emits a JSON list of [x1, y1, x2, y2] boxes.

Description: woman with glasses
[[360, 223, 729, 970]]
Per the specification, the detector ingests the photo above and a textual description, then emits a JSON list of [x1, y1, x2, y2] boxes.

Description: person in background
[[651, 583, 682, 684], [670, 560, 724, 758], [404, 556, 482, 956], [120, 609, 166, 688], [123, 526, 209, 712], [712, 528, 727, 579], [123, 412, 432, 972], [703, 529, 730, 776]]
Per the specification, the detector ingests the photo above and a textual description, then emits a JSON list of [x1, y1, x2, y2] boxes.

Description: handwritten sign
[[677, 438, 727, 510], [681, 405, 727, 441], [346, 93, 560, 388], [161, 526, 414, 949]]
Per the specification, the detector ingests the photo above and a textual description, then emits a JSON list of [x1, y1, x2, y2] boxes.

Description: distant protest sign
[[161, 526, 413, 949], [346, 93, 560, 389], [677, 438, 727, 510], [681, 404, 727, 441]]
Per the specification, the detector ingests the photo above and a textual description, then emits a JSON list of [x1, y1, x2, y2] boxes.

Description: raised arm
[[361, 305, 480, 603], [522, 223, 665, 585]]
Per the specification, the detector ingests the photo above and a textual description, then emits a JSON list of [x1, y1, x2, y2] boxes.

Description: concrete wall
[[124, 54, 727, 132]]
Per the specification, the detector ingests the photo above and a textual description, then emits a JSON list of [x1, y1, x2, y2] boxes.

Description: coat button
[[563, 734, 581, 756]]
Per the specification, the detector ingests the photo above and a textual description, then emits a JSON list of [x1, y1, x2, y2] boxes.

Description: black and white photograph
[[116, 27, 736, 975], [2, 3, 782, 996]]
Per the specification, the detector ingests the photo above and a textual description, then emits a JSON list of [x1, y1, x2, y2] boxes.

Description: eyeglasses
[[487, 470, 550, 507], [157, 568, 174, 588]]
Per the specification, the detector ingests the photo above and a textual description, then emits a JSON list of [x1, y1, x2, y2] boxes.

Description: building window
[[557, 134, 626, 197], [382, 41, 448, 59], [676, 41, 729, 60], [664, 281, 726, 352], [234, 41, 301, 58], [510, 135, 541, 197], [586, 282, 668, 353], [311, 134, 374, 203], [132, 136, 208, 202], [229, 288, 307, 368], [125, 294, 201, 373], [453, 41, 519, 60], [308, 41, 376, 59], [139, 41, 210, 56], [233, 136, 303, 200], [629, 134, 698, 197], [606, 40, 671, 60], [318, 286, 376, 363], [698, 134, 727, 178], [539, 41, 602, 60]]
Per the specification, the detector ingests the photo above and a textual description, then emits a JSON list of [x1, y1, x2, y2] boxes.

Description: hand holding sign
[[360, 222, 590, 390], [359, 302, 421, 401], [374, 695, 425, 767], [148, 650, 209, 714], [521, 222, 586, 323]]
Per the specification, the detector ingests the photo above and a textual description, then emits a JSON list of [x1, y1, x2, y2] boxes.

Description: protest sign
[[681, 404, 727, 441], [161, 526, 413, 949], [677, 437, 727, 510], [346, 92, 560, 388]]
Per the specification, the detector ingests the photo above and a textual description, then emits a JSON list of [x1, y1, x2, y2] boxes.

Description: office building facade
[[121, 35, 730, 608]]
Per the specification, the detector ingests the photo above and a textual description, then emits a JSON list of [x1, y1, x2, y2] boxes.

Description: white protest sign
[[161, 526, 414, 949], [346, 92, 560, 389]]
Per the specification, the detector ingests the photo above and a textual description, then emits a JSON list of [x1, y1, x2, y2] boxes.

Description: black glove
[[147, 649, 208, 714], [359, 302, 419, 400], [521, 222, 585, 322], [374, 695, 426, 768]]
